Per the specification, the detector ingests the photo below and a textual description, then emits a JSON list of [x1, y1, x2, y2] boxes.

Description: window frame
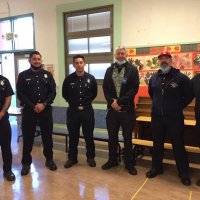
[[0, 13, 35, 54], [63, 5, 113, 81]]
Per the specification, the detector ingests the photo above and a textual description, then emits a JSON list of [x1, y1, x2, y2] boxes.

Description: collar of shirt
[[73, 71, 88, 79], [29, 67, 44, 75], [158, 67, 173, 77]]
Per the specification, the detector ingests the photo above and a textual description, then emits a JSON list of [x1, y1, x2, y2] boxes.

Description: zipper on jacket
[[161, 78, 174, 116]]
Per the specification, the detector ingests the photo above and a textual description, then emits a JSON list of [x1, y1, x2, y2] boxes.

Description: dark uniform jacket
[[16, 68, 56, 109], [191, 73, 200, 118], [62, 72, 97, 107], [149, 67, 193, 118], [0, 75, 14, 112], [103, 61, 139, 112]]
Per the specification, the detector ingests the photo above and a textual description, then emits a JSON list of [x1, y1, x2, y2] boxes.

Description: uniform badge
[[87, 79, 90, 84], [170, 82, 178, 88], [44, 74, 48, 78], [0, 80, 4, 86]]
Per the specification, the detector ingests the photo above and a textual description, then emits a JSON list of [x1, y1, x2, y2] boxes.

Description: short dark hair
[[73, 55, 85, 63], [29, 51, 42, 59]]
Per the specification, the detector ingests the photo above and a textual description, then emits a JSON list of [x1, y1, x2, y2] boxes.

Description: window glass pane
[[0, 56, 2, 75], [89, 36, 111, 53], [1, 53, 15, 91], [18, 59, 29, 73], [14, 16, 34, 50], [89, 11, 110, 30], [67, 15, 87, 32], [69, 64, 88, 74], [0, 20, 12, 51], [68, 38, 88, 54], [89, 63, 110, 79], [1, 53, 16, 107]]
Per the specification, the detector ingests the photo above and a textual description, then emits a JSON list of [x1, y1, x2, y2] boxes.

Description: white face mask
[[116, 60, 126, 65], [160, 66, 171, 73]]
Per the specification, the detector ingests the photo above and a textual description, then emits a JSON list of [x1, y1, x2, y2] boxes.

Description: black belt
[[69, 105, 92, 110]]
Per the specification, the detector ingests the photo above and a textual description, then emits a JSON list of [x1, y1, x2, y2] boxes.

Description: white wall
[[0, 0, 83, 84], [1, 0, 200, 105], [1, 0, 199, 65], [121, 0, 200, 47]]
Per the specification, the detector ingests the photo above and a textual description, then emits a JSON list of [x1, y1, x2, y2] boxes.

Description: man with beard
[[146, 51, 193, 186], [17, 51, 57, 176]]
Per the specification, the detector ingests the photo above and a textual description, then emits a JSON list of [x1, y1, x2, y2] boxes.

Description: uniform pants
[[195, 118, 200, 146], [67, 106, 95, 161], [21, 106, 53, 165], [0, 113, 13, 172], [106, 110, 136, 167], [151, 116, 189, 175]]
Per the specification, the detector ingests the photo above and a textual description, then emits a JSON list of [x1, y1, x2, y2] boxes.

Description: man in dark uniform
[[146, 51, 193, 186], [0, 75, 15, 181], [102, 47, 139, 175], [191, 72, 200, 186], [16, 51, 57, 176], [62, 55, 97, 168]]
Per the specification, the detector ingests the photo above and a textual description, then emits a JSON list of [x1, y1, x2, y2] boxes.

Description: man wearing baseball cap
[[146, 51, 193, 186]]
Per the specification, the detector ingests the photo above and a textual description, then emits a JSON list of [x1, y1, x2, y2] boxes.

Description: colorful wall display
[[127, 44, 200, 97]]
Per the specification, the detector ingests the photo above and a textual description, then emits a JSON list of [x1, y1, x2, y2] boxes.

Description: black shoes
[[21, 161, 57, 175], [146, 169, 191, 186], [146, 169, 164, 178], [125, 166, 137, 175], [102, 161, 137, 175], [179, 174, 191, 186], [21, 165, 30, 176], [3, 171, 15, 181], [64, 159, 78, 168], [64, 159, 96, 168], [45, 160, 57, 171], [101, 160, 119, 170], [87, 158, 96, 167]]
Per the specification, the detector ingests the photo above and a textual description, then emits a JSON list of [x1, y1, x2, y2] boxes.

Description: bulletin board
[[127, 44, 200, 97]]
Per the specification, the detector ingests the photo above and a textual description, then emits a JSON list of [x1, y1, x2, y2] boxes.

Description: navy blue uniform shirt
[[191, 73, 200, 117], [62, 72, 97, 107], [16, 68, 56, 109], [0, 75, 14, 111], [149, 67, 193, 117]]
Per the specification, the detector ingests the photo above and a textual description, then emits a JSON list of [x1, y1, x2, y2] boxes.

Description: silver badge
[[0, 80, 4, 86], [87, 79, 90, 84], [170, 82, 178, 88], [44, 74, 48, 78]]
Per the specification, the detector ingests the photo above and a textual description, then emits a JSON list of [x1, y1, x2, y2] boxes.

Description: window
[[0, 20, 12, 51], [0, 14, 34, 53], [13, 16, 34, 50], [64, 6, 113, 79]]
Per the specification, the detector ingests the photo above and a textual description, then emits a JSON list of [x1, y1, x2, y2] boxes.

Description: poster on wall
[[127, 45, 200, 86], [44, 64, 54, 77], [126, 44, 200, 97]]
